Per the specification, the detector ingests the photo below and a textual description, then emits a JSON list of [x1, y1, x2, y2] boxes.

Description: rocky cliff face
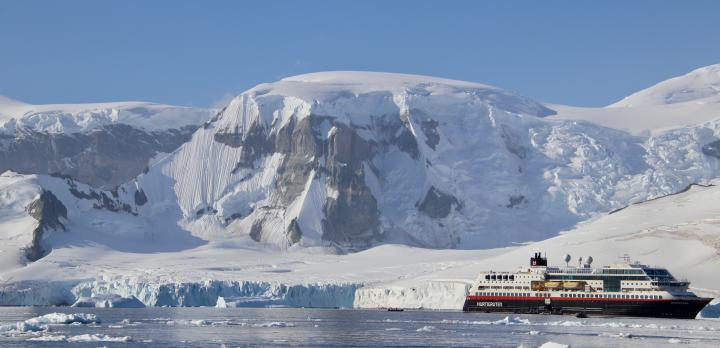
[[24, 190, 67, 261], [0, 124, 197, 188], [0, 98, 214, 188]]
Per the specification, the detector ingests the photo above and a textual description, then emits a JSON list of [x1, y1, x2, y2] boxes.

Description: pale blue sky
[[1, 0, 719, 107]]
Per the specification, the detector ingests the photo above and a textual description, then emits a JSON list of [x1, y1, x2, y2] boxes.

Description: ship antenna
[[621, 254, 631, 264]]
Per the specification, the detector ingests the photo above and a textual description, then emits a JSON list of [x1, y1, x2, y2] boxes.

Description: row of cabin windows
[[479, 286, 531, 290], [560, 293, 662, 299], [480, 292, 529, 297], [478, 292, 663, 300], [550, 275, 648, 281], [485, 274, 515, 281]]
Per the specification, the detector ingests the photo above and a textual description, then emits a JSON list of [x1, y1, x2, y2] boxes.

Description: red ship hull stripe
[[465, 296, 703, 303]]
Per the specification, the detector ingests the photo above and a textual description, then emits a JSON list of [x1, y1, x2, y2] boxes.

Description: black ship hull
[[462, 296, 712, 319]]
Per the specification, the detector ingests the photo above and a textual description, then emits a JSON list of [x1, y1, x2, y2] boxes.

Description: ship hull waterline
[[462, 296, 712, 319]]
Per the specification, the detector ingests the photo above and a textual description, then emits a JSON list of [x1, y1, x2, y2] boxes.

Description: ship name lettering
[[476, 301, 502, 307]]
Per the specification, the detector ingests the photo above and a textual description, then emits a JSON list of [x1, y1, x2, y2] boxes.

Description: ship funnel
[[530, 252, 547, 267]]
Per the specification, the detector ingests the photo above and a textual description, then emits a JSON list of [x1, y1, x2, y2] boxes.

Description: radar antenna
[[621, 254, 631, 264]]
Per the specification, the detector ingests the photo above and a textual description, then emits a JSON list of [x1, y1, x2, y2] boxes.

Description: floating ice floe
[[0, 313, 99, 334], [251, 322, 295, 328], [667, 338, 691, 344], [416, 325, 435, 332], [66, 333, 131, 342], [27, 333, 131, 342], [538, 342, 570, 348]]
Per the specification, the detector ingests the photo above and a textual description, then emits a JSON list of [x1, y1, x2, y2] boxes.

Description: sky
[[1, 0, 719, 108]]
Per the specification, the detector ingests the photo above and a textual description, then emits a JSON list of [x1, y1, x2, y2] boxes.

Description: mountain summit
[[610, 64, 720, 107]]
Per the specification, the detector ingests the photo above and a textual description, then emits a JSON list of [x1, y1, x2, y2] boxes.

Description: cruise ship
[[462, 253, 712, 318]]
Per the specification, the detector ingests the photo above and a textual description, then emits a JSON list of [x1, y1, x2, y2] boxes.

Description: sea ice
[[0, 313, 99, 334], [416, 325, 435, 332], [538, 342, 570, 348]]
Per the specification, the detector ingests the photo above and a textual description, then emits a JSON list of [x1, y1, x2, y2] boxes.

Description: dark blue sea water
[[1, 307, 719, 347]]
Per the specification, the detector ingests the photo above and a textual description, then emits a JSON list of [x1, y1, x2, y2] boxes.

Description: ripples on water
[[0, 307, 719, 347]]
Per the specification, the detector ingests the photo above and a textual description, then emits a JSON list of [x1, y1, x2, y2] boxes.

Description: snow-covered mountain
[[610, 64, 720, 107], [0, 96, 215, 188], [549, 64, 720, 134], [126, 70, 720, 250], [3, 66, 720, 309]]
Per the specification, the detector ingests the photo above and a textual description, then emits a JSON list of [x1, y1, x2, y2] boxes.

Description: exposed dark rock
[[24, 190, 67, 261], [421, 119, 440, 150], [417, 186, 461, 219], [134, 189, 147, 206], [213, 126, 243, 147], [224, 209, 253, 225], [0, 124, 197, 188], [322, 125, 380, 246], [395, 113, 420, 159], [93, 192, 134, 214], [500, 125, 528, 159], [216, 121, 277, 170], [506, 195, 527, 208], [195, 206, 218, 217], [274, 117, 325, 205], [68, 181, 101, 200], [287, 218, 303, 244], [371, 114, 419, 159], [701, 139, 720, 158], [203, 106, 226, 129], [49, 172, 74, 180], [67, 180, 135, 215], [393, 126, 420, 159], [249, 219, 264, 242]]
